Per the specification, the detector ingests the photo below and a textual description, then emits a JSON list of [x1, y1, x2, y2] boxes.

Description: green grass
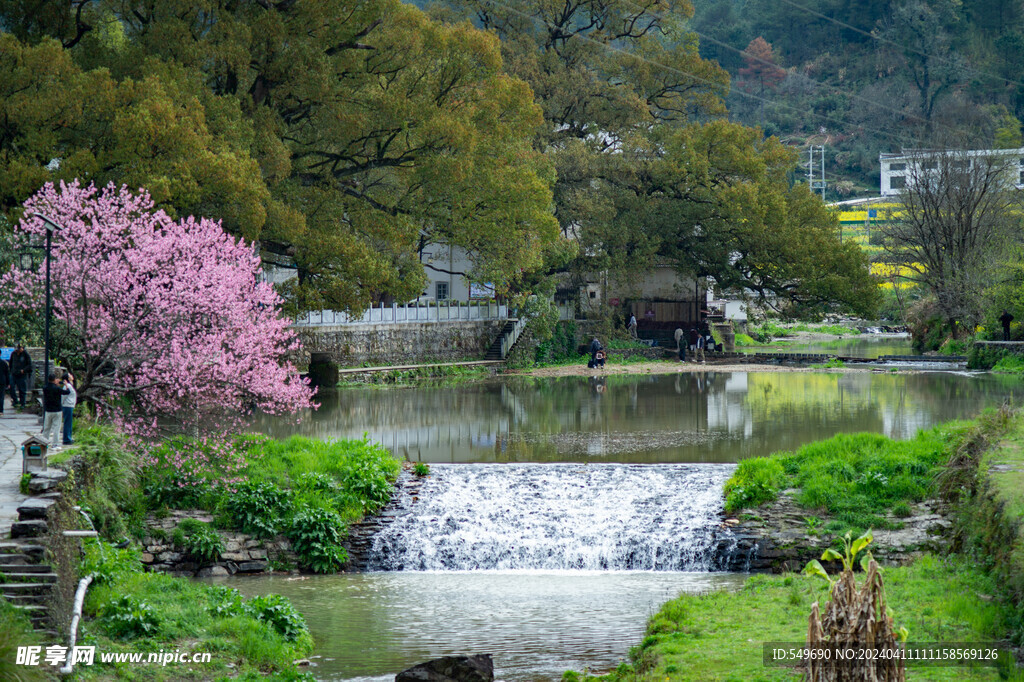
[[809, 358, 847, 369], [723, 424, 967, 531], [78, 570, 311, 681], [735, 332, 762, 346], [337, 364, 493, 387], [576, 554, 1021, 681], [991, 355, 1024, 375]]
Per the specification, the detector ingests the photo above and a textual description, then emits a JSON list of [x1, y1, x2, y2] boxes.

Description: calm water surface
[[257, 371, 1023, 463], [227, 571, 747, 681]]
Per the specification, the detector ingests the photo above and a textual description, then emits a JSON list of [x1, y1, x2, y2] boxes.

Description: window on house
[[1019, 170, 1024, 185], [949, 159, 970, 170], [889, 163, 906, 172], [435, 281, 449, 300], [890, 176, 906, 190], [922, 160, 938, 170], [589, 291, 597, 299]]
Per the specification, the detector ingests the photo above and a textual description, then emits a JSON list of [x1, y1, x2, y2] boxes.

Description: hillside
[[691, 0, 1024, 198]]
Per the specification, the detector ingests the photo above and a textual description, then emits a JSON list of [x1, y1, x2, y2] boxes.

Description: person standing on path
[[674, 328, 686, 362], [0, 355, 8, 414], [695, 334, 706, 363], [62, 372, 77, 445], [40, 371, 69, 449], [1000, 311, 1014, 341], [9, 344, 32, 409], [628, 314, 638, 339]]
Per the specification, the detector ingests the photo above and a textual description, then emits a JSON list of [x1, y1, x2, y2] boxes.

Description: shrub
[[413, 462, 430, 477], [221, 481, 294, 538], [287, 506, 348, 573], [245, 594, 309, 642], [174, 519, 225, 563], [80, 543, 143, 585], [724, 458, 787, 512], [98, 595, 161, 639]]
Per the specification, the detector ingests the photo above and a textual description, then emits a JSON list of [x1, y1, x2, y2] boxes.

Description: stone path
[[0, 406, 38, 538]]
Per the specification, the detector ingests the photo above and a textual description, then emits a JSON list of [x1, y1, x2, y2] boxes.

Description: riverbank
[[581, 409, 1024, 681], [514, 359, 905, 379]]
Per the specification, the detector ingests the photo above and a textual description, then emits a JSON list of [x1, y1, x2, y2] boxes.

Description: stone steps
[[0, 572, 57, 583]]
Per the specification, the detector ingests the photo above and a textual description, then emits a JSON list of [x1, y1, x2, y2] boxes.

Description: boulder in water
[[395, 654, 494, 682]]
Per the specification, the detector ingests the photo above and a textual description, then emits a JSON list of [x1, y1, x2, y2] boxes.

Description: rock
[[235, 560, 269, 573], [27, 470, 68, 494], [11, 520, 48, 538], [140, 553, 155, 563], [197, 565, 230, 577], [221, 551, 249, 562], [156, 551, 183, 563], [224, 540, 242, 552], [248, 549, 268, 560], [395, 655, 494, 682], [17, 497, 57, 520]]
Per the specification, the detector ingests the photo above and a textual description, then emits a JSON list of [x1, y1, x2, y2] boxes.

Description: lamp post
[[23, 212, 60, 386]]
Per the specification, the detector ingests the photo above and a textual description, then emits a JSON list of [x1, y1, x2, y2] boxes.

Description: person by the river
[[695, 334, 706, 363], [1000, 310, 1014, 341], [674, 328, 686, 362], [588, 337, 605, 369], [0, 354, 8, 414], [627, 314, 638, 339], [9, 344, 32, 409], [62, 371, 77, 445], [41, 371, 70, 449]]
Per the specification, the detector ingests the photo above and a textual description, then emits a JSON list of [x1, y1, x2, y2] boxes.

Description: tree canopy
[[0, 0, 560, 313]]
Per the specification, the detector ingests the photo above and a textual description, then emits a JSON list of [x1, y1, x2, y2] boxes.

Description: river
[[243, 369, 1022, 680]]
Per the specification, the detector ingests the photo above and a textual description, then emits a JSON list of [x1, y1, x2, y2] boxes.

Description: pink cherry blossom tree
[[0, 181, 314, 439]]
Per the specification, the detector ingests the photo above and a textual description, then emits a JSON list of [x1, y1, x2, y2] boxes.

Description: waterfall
[[368, 463, 738, 571]]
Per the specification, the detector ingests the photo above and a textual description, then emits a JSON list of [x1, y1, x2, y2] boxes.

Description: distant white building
[[879, 147, 1024, 196]]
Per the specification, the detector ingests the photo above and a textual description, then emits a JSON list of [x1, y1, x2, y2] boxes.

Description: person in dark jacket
[[588, 337, 605, 369], [40, 371, 70, 448], [0, 356, 9, 414], [9, 344, 31, 409], [1000, 311, 1014, 341]]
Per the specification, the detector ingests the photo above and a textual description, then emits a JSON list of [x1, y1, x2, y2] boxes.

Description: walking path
[[0, 407, 37, 538]]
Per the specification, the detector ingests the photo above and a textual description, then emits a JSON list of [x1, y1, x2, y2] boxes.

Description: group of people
[[0, 344, 77, 447], [674, 326, 717, 363]]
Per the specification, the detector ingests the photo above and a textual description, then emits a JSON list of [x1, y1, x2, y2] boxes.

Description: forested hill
[[690, 0, 1024, 197]]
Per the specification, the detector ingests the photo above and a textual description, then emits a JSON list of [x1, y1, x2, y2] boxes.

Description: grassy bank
[[570, 555, 1021, 682], [723, 424, 966, 533], [73, 545, 313, 681], [336, 363, 495, 387]]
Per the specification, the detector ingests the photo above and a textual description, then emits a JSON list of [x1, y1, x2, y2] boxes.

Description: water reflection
[[226, 571, 747, 681], [254, 372, 1022, 463]]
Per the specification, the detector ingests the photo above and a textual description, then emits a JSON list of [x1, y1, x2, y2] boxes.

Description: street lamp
[[23, 211, 60, 386]]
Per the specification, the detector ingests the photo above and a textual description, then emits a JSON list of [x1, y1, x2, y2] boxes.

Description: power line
[[777, 0, 1024, 91]]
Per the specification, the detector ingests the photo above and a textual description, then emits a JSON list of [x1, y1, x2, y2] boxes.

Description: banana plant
[[802, 528, 874, 584]]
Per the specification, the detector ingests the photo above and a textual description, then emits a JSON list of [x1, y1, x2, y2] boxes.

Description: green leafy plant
[[99, 595, 161, 639], [803, 529, 874, 585], [244, 594, 309, 642], [287, 506, 348, 573], [413, 462, 430, 477], [804, 516, 823, 536], [80, 543, 143, 585], [173, 519, 225, 563], [221, 481, 294, 538], [18, 473, 30, 495]]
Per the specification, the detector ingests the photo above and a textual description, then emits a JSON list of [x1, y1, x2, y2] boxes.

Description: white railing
[[294, 301, 509, 327], [500, 317, 529, 359]]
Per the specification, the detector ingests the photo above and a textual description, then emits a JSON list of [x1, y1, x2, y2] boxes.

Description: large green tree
[[444, 0, 877, 317], [0, 0, 560, 312]]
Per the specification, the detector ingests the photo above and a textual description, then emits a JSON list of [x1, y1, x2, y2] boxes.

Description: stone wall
[[296, 320, 506, 369], [141, 510, 296, 578]]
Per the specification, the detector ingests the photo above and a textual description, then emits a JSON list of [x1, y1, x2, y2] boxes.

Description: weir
[[366, 463, 750, 572]]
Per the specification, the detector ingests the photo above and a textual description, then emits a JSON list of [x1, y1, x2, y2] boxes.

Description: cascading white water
[[368, 463, 739, 571]]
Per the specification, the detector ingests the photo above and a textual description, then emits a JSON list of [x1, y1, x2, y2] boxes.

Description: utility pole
[[808, 145, 826, 201]]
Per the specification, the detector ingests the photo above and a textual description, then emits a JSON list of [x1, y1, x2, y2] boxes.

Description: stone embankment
[[719, 491, 950, 573]]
